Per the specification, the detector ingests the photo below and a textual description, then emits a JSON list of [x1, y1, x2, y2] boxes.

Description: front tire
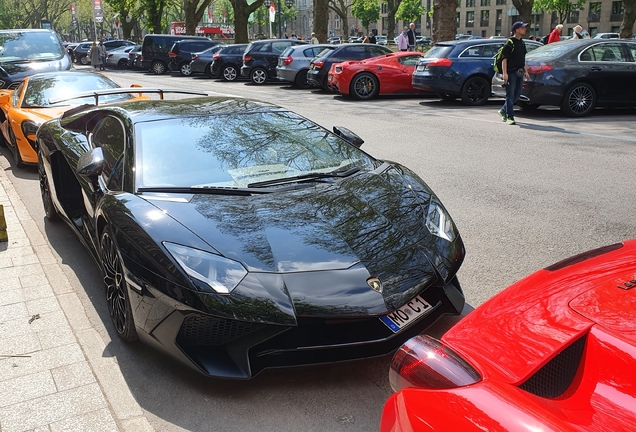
[[561, 82, 595, 117], [222, 64, 238, 82], [250, 67, 268, 85], [350, 72, 379, 100], [460, 76, 490, 106], [8, 128, 24, 169], [38, 156, 58, 221], [80, 55, 89, 65], [101, 229, 138, 342], [151, 60, 166, 75]]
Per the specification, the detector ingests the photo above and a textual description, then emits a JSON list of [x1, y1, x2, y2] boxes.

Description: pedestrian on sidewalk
[[98, 41, 107, 71], [407, 22, 416, 51], [547, 24, 563, 44], [397, 27, 409, 51], [88, 41, 101, 70], [498, 21, 529, 125]]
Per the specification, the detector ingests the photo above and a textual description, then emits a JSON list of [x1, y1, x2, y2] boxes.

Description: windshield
[[21, 73, 132, 108], [423, 45, 453, 59], [526, 43, 574, 60], [135, 111, 375, 190], [0, 31, 65, 62]]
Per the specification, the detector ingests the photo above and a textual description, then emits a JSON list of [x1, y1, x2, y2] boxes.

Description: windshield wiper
[[247, 167, 361, 188], [137, 186, 270, 196]]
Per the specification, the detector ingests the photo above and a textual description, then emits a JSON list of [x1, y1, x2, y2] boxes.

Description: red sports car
[[381, 239, 636, 431], [327, 52, 430, 100]]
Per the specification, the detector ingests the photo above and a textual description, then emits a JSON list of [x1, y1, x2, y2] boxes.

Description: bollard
[[0, 204, 7, 242]]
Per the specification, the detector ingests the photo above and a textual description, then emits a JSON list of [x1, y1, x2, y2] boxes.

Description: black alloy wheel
[[101, 229, 138, 342], [561, 82, 596, 117], [180, 62, 192, 76], [460, 76, 490, 106], [38, 156, 58, 221], [350, 72, 380, 100], [117, 58, 128, 69], [250, 67, 268, 84], [222, 65, 238, 81], [151, 60, 166, 75], [294, 69, 311, 88]]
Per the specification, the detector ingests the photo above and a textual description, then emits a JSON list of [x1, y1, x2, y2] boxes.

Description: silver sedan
[[105, 45, 139, 69]]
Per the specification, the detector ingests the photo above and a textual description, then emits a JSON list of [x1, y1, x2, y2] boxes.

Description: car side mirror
[[333, 126, 364, 148], [76, 147, 105, 179]]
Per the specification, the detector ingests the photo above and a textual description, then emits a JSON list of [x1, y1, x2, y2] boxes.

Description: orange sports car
[[0, 71, 145, 167]]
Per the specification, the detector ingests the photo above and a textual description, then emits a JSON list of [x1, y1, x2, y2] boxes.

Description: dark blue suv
[[412, 39, 542, 105]]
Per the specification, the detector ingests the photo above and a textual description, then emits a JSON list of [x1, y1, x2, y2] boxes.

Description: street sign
[[93, 0, 103, 23]]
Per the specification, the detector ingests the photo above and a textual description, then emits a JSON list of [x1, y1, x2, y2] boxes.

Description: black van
[[141, 34, 211, 74], [0, 29, 71, 89]]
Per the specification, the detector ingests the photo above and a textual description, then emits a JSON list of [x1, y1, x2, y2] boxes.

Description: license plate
[[380, 296, 432, 333]]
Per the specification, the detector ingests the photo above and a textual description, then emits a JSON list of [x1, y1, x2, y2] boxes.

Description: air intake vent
[[8, 82, 21, 90], [177, 315, 262, 347], [518, 336, 586, 398]]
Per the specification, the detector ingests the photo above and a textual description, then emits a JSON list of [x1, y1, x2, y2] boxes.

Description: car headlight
[[425, 197, 457, 242], [163, 242, 247, 294]]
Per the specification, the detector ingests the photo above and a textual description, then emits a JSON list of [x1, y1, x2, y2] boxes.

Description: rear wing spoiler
[[49, 88, 208, 106]]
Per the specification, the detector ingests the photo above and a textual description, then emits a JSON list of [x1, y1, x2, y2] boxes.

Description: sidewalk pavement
[[0, 161, 154, 432]]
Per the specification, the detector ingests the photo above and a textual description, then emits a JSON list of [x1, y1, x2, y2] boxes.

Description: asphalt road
[[2, 64, 635, 431]]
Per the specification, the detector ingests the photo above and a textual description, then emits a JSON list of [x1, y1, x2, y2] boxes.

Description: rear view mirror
[[333, 126, 364, 148]]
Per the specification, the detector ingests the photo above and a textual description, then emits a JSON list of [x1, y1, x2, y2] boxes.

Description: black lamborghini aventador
[[36, 95, 466, 379]]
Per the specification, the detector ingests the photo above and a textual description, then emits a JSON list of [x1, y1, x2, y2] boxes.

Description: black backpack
[[493, 39, 514, 74], [541, 34, 549, 45]]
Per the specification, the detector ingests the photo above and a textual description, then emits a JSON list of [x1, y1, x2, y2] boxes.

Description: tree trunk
[[387, 0, 402, 39], [314, 0, 329, 44], [231, 0, 264, 43], [432, 0, 456, 44], [185, 0, 214, 35], [511, 0, 533, 27], [621, 0, 636, 39], [329, 0, 349, 38]]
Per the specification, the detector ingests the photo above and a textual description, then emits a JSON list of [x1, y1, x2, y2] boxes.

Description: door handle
[[590, 67, 602, 71]]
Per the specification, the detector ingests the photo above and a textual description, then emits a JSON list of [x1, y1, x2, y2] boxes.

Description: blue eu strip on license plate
[[380, 295, 433, 333]]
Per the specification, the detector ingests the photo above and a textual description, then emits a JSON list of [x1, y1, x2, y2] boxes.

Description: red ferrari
[[327, 52, 429, 100], [381, 239, 636, 431]]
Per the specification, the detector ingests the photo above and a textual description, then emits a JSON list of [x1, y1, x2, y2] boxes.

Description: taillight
[[425, 58, 453, 67], [527, 64, 554, 74], [389, 335, 481, 392], [129, 53, 134, 58], [169, 52, 176, 57], [213, 53, 221, 60], [282, 56, 293, 66], [107, 53, 113, 58], [313, 60, 324, 69], [192, 55, 199, 60], [243, 55, 252, 64]]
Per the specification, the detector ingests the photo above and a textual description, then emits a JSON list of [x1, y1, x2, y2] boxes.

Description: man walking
[[407, 22, 416, 51], [498, 21, 529, 125]]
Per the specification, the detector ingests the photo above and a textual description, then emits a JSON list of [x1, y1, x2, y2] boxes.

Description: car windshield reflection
[[135, 111, 375, 190]]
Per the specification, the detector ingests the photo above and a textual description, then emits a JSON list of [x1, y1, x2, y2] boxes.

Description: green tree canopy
[[532, 0, 587, 24], [396, 0, 425, 24], [351, 0, 380, 32]]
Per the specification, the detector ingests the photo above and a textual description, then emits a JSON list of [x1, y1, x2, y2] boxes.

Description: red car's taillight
[[389, 335, 481, 392], [282, 56, 293, 66], [527, 64, 554, 74], [213, 53, 221, 60], [169, 52, 176, 57], [425, 58, 453, 67]]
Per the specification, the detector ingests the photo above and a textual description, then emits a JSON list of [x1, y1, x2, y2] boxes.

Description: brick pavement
[[0, 161, 153, 432]]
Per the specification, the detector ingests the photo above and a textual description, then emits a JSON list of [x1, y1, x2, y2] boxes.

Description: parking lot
[[2, 64, 635, 431]]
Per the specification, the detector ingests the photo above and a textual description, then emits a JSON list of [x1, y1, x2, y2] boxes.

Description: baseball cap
[[511, 21, 528, 31]]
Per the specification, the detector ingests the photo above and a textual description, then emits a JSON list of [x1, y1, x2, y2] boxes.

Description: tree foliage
[[396, 0, 425, 24], [351, 0, 380, 32], [532, 0, 587, 24]]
